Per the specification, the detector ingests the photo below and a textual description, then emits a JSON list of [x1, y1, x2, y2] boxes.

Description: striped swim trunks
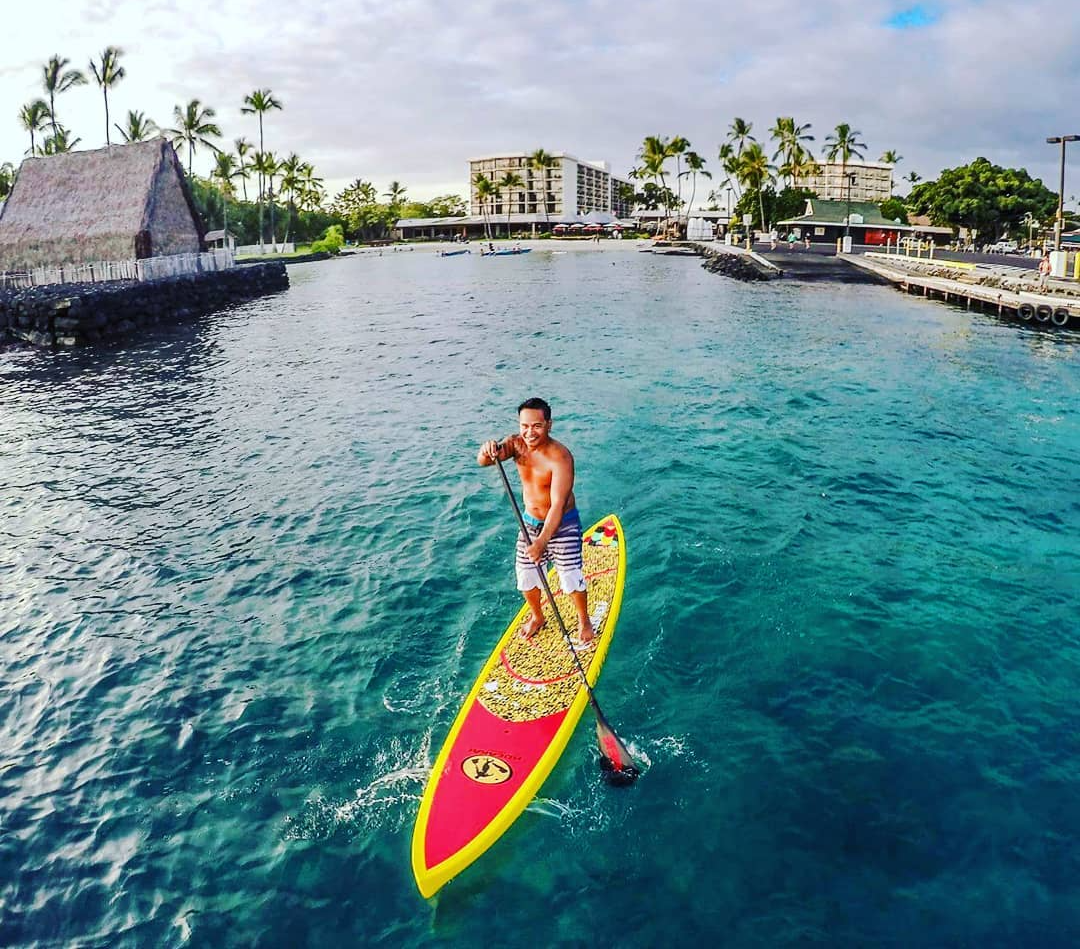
[[515, 507, 586, 593]]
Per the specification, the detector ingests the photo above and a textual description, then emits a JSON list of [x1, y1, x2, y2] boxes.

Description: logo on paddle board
[[462, 755, 512, 785]]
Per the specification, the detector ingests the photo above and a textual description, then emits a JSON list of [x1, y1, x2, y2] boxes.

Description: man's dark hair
[[517, 397, 551, 420]]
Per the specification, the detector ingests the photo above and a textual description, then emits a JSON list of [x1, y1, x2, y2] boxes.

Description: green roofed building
[[778, 198, 912, 246]]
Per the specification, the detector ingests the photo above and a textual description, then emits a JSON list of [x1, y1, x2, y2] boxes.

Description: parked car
[[988, 239, 1019, 253]]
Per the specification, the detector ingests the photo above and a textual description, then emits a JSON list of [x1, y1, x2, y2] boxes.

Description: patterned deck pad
[[479, 518, 620, 723]]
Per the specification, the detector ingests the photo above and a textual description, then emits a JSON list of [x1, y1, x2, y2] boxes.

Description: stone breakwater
[[0, 262, 289, 348], [698, 245, 774, 282]]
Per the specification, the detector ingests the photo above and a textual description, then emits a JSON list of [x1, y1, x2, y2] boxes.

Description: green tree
[[529, 148, 556, 230], [770, 117, 815, 187], [681, 150, 710, 223], [428, 194, 466, 217], [241, 89, 283, 244], [19, 100, 50, 156], [234, 138, 253, 201], [385, 180, 408, 215], [736, 186, 814, 233], [497, 170, 524, 236], [907, 157, 1057, 242], [879, 196, 908, 223], [42, 127, 81, 154], [168, 99, 221, 175], [879, 150, 903, 196], [89, 46, 125, 146], [636, 135, 678, 232], [825, 123, 866, 166], [736, 142, 776, 232], [669, 136, 690, 222], [0, 162, 15, 199], [115, 110, 158, 143], [297, 163, 325, 213], [278, 153, 306, 244], [252, 150, 279, 247], [211, 151, 241, 239], [727, 117, 755, 156], [473, 172, 495, 239], [42, 55, 86, 142]]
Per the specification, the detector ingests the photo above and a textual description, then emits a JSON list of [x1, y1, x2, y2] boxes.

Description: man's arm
[[477, 436, 517, 467]]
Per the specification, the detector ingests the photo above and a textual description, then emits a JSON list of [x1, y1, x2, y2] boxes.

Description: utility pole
[[1046, 135, 1079, 251]]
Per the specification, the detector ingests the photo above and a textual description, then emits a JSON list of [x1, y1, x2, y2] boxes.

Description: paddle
[[493, 452, 641, 786]]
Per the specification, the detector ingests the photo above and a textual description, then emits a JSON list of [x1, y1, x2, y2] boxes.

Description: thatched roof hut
[[0, 138, 204, 272]]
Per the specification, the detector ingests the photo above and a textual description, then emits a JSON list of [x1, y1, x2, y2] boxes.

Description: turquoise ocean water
[[2, 248, 1079, 947]]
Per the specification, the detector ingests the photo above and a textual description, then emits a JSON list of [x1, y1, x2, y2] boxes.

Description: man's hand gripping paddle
[[493, 452, 641, 785]]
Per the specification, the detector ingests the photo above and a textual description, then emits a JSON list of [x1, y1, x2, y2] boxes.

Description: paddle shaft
[[493, 455, 603, 713]]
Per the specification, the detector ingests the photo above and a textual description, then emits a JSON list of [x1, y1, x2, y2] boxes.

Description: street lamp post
[[843, 171, 856, 251], [1046, 134, 1080, 251]]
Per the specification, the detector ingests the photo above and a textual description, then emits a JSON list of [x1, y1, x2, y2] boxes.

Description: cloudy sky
[[3, 0, 1079, 205]]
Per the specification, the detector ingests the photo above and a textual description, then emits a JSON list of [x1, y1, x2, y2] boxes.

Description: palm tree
[[211, 152, 241, 242], [89, 46, 125, 146], [0, 162, 15, 200], [234, 138, 253, 201], [727, 118, 756, 157], [19, 100, 50, 156], [825, 123, 866, 215], [681, 151, 711, 225], [385, 180, 407, 211], [241, 89, 283, 243], [669, 136, 690, 223], [168, 99, 221, 175], [497, 171, 524, 237], [905, 170, 922, 187], [718, 142, 742, 202], [879, 150, 903, 196], [737, 143, 775, 234], [825, 123, 866, 174], [42, 127, 82, 155], [786, 145, 820, 190], [529, 148, 556, 231], [297, 163, 325, 213], [278, 153, 304, 244], [42, 55, 86, 142], [770, 117, 815, 187], [115, 110, 158, 143], [638, 136, 676, 232], [253, 150, 279, 249], [473, 172, 495, 239]]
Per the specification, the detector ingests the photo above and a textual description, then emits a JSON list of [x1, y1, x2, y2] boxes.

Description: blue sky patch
[[885, 4, 941, 29]]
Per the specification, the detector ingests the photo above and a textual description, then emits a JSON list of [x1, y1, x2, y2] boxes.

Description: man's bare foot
[[521, 614, 545, 639], [577, 620, 596, 644]]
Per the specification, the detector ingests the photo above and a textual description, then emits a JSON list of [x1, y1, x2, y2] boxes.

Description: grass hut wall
[[0, 138, 204, 272]]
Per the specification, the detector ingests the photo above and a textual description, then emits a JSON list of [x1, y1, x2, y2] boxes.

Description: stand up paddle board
[[411, 514, 626, 897]]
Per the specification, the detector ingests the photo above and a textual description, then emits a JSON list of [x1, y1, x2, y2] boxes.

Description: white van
[[988, 239, 1019, 254]]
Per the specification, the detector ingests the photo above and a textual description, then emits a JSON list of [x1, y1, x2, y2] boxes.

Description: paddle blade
[[595, 717, 641, 786]]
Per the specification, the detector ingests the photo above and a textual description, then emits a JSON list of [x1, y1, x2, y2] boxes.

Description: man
[[1038, 252, 1052, 292], [478, 398, 594, 643]]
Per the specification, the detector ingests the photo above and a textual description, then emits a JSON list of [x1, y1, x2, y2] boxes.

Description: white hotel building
[[468, 152, 635, 219], [394, 151, 635, 240], [801, 159, 895, 203]]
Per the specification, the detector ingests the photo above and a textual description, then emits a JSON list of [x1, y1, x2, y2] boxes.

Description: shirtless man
[[478, 397, 594, 643]]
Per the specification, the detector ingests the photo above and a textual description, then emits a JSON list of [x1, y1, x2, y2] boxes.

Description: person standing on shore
[[1038, 252, 1052, 292], [478, 398, 594, 643]]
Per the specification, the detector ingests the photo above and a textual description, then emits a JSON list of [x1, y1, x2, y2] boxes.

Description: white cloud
[[3, 0, 1080, 203]]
